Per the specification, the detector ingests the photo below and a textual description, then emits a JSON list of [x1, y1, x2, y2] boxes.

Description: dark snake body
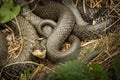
[[29, 0, 117, 62], [0, 16, 41, 79], [0, 27, 8, 70], [35, 1, 81, 63], [29, 0, 117, 40]]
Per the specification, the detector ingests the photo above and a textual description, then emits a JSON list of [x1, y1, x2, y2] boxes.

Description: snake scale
[[29, 0, 117, 40], [0, 27, 8, 70], [34, 0, 81, 63], [28, 0, 117, 61], [0, 0, 118, 79], [0, 16, 42, 79]]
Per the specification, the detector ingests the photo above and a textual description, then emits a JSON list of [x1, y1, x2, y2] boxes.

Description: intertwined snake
[[29, 0, 117, 62], [0, 0, 117, 79]]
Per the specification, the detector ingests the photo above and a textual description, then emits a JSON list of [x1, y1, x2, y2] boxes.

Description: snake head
[[93, 8, 118, 25]]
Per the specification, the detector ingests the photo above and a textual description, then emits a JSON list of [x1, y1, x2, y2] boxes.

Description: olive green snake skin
[[0, 0, 118, 79]]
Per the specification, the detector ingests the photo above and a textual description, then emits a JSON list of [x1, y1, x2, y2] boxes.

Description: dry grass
[[78, 0, 120, 69]]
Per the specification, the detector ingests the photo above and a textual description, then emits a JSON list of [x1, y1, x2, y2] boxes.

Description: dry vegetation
[[78, 0, 120, 69]]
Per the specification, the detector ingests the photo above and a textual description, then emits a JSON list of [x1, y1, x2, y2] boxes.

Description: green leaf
[[49, 60, 93, 80], [92, 64, 102, 79], [20, 68, 30, 80], [91, 64, 110, 80], [24, 68, 30, 77], [20, 74, 26, 80], [0, 0, 21, 23], [113, 56, 120, 80]]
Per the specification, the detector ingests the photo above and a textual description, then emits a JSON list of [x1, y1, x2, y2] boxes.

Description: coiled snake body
[[0, 0, 117, 79], [0, 16, 42, 79], [35, 1, 81, 63], [29, 0, 117, 62]]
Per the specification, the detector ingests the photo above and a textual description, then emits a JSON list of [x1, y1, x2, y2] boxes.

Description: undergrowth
[[49, 56, 120, 80], [18, 56, 120, 80]]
